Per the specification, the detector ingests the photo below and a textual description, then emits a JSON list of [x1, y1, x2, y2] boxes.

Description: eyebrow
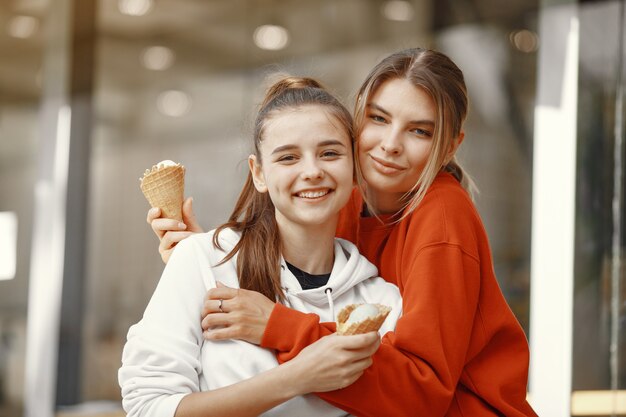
[[367, 103, 435, 127], [271, 139, 347, 155]]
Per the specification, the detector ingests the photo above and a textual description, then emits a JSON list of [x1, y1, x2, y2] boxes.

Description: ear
[[445, 131, 465, 163], [248, 155, 268, 193]]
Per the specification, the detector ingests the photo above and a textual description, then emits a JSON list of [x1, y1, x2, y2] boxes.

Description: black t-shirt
[[285, 261, 331, 290]]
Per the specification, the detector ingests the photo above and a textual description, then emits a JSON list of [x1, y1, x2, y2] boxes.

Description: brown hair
[[213, 76, 354, 302], [353, 47, 476, 217]]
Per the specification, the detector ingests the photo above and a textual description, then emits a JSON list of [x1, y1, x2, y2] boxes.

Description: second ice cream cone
[[140, 161, 185, 221], [336, 304, 391, 335]]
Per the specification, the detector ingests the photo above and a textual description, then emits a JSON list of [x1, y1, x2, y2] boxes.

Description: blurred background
[[0, 0, 624, 416]]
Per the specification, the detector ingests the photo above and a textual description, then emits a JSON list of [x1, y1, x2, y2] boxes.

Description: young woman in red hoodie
[[148, 48, 537, 416]]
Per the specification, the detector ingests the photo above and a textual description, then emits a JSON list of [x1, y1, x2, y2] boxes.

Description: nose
[[380, 127, 403, 155], [301, 157, 325, 181]]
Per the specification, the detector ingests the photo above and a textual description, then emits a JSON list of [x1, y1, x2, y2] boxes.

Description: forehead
[[262, 105, 351, 148], [369, 78, 436, 120]]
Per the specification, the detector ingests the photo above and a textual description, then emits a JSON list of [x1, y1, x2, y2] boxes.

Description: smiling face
[[249, 104, 354, 231], [357, 77, 437, 213]]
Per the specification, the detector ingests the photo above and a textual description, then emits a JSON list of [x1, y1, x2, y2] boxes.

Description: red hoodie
[[261, 172, 537, 416]]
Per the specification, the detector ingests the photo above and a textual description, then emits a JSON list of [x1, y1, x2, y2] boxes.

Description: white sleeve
[[118, 237, 214, 417]]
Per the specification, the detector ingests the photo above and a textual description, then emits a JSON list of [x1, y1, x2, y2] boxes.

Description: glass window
[[573, 0, 626, 395], [0, 2, 44, 416], [0, 0, 541, 413]]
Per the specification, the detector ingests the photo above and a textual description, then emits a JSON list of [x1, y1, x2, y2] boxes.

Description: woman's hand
[[147, 197, 204, 263], [286, 332, 380, 394], [201, 282, 276, 345]]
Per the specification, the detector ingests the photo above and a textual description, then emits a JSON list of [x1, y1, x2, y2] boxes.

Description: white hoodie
[[119, 229, 402, 417]]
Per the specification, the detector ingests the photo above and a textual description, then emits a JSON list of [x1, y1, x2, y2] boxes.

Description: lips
[[369, 154, 405, 174]]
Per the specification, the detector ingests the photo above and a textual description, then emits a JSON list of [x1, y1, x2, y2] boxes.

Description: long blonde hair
[[354, 48, 476, 218], [213, 76, 354, 302]]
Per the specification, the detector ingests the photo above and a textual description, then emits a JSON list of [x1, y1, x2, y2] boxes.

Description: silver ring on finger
[[218, 299, 224, 313]]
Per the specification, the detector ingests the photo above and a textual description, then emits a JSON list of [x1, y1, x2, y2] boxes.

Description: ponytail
[[444, 157, 477, 200], [213, 175, 283, 302]]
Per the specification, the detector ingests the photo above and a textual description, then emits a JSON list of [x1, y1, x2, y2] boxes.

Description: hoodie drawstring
[[325, 287, 334, 320]]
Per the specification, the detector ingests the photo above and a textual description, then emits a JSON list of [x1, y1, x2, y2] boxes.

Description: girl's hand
[[202, 282, 276, 345], [146, 197, 204, 263], [286, 332, 380, 394]]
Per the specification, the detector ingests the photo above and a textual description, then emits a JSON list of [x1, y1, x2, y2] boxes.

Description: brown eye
[[321, 150, 340, 158], [277, 154, 298, 163]]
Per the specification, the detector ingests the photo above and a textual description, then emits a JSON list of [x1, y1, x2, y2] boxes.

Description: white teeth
[[297, 190, 329, 199]]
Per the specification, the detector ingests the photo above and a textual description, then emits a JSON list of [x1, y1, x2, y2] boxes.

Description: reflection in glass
[[381, 1, 414, 22], [0, 2, 43, 415], [573, 0, 626, 400], [118, 0, 153, 17], [253, 24, 290, 51], [141, 46, 175, 71], [156, 90, 192, 117], [7, 15, 38, 39], [509, 29, 539, 53], [0, 212, 18, 281]]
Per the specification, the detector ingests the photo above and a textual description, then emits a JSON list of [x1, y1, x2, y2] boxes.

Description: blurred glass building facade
[[0, 0, 623, 416]]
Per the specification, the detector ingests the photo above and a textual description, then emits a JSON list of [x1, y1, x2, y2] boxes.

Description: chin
[[362, 172, 399, 190], [304, 212, 340, 227]]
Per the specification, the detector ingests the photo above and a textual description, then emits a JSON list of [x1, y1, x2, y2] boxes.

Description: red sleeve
[[261, 303, 335, 359], [263, 244, 481, 417]]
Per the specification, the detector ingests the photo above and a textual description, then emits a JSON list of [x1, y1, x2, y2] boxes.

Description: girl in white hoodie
[[118, 77, 402, 417]]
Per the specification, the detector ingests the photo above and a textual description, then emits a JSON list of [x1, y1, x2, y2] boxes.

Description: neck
[[275, 215, 337, 275]]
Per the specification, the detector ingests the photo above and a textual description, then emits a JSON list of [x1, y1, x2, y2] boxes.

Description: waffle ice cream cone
[[140, 160, 185, 221], [336, 303, 391, 336]]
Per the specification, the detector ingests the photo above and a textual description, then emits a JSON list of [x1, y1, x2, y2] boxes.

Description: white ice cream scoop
[[344, 304, 380, 325], [158, 159, 178, 167]]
